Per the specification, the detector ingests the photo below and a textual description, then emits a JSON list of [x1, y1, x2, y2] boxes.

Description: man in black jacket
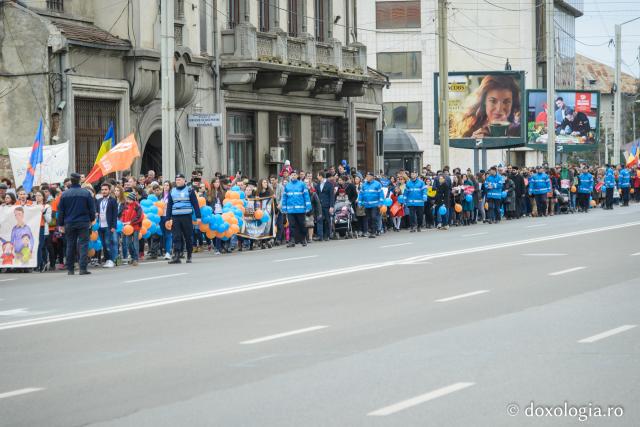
[[96, 182, 119, 268], [315, 171, 335, 241], [58, 173, 96, 275], [510, 168, 526, 218]]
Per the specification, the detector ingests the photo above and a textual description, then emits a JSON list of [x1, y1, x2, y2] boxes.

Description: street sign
[[188, 113, 221, 128]]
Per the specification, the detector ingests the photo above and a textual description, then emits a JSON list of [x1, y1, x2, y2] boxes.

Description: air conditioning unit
[[312, 147, 326, 163], [270, 146, 285, 163]]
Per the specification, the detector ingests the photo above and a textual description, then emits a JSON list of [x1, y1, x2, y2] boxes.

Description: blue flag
[[22, 119, 44, 192]]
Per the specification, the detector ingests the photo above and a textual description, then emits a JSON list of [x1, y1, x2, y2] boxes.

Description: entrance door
[[357, 118, 375, 173], [74, 98, 118, 174], [142, 130, 163, 175]]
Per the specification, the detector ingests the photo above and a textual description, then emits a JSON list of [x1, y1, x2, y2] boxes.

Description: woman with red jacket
[[120, 192, 143, 266]]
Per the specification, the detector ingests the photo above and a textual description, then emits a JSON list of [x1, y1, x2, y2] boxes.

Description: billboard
[[434, 71, 526, 149], [526, 90, 600, 152]]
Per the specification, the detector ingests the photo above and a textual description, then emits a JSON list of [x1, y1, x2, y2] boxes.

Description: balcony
[[220, 23, 370, 97]]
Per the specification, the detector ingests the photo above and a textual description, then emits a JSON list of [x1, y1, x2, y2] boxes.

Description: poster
[[237, 196, 275, 240], [526, 90, 599, 148], [9, 142, 69, 186], [434, 71, 525, 149], [0, 205, 41, 269]]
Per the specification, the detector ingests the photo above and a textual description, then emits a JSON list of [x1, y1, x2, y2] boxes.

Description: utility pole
[[546, 0, 555, 166], [437, 0, 449, 168], [161, 0, 176, 178], [614, 24, 622, 166], [604, 118, 609, 165]]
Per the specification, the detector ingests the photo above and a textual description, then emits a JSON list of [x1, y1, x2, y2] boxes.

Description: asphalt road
[[0, 205, 639, 426]]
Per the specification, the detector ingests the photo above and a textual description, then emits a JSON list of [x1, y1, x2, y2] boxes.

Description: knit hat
[[127, 192, 137, 201]]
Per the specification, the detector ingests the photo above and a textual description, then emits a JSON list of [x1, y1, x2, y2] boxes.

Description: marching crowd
[[1, 160, 637, 274]]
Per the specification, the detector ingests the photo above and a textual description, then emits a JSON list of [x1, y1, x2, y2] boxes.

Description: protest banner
[[237, 196, 276, 240], [8, 142, 69, 186], [0, 205, 41, 269]]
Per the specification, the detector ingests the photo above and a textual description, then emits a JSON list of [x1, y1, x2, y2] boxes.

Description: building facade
[[360, 0, 584, 170]]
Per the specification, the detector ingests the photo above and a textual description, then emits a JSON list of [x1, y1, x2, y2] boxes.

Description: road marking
[[461, 232, 488, 237], [240, 325, 328, 344], [0, 278, 17, 282], [548, 266, 586, 276], [631, 252, 640, 256], [368, 382, 475, 416], [124, 273, 188, 283], [380, 243, 413, 248], [578, 325, 637, 343], [2, 221, 639, 331], [0, 308, 28, 316], [522, 253, 568, 257], [0, 388, 44, 400], [526, 224, 547, 228], [435, 290, 490, 303], [273, 255, 318, 263]]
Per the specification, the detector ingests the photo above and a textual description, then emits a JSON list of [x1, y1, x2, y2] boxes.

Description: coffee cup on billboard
[[489, 121, 510, 137]]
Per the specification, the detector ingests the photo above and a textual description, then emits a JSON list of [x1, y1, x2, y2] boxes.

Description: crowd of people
[[1, 160, 636, 274]]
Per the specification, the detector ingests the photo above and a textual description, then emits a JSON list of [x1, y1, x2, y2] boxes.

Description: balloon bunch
[[136, 195, 165, 239], [195, 186, 256, 241], [88, 221, 102, 257]]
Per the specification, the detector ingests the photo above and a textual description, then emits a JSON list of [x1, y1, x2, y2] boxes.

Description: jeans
[[288, 213, 306, 244], [605, 188, 614, 209], [64, 221, 90, 272], [98, 227, 118, 262], [534, 194, 547, 215], [487, 198, 501, 222], [436, 204, 449, 226], [123, 230, 140, 261], [364, 207, 379, 235], [317, 207, 332, 240], [408, 206, 424, 229], [621, 187, 630, 206]]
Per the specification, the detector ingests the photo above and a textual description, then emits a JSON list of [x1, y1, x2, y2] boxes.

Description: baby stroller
[[333, 198, 356, 239], [556, 188, 572, 214]]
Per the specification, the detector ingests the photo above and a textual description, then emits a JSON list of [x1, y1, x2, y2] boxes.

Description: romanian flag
[[625, 143, 639, 168], [22, 118, 44, 192], [95, 122, 115, 164], [85, 134, 140, 184]]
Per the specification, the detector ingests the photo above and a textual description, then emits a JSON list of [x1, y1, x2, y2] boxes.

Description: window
[[259, 0, 271, 32], [175, 0, 184, 19], [200, 0, 208, 52], [227, 112, 256, 177], [384, 102, 422, 129], [376, 52, 421, 79], [277, 115, 293, 163], [376, 1, 421, 29], [74, 98, 118, 174], [315, 0, 327, 41], [288, 0, 299, 37], [47, 0, 64, 12], [228, 0, 240, 28], [319, 118, 337, 168]]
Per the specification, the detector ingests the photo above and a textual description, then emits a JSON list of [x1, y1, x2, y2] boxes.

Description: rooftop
[[51, 19, 131, 50], [576, 54, 638, 95]]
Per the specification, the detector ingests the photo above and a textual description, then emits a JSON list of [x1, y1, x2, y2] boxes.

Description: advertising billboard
[[526, 90, 600, 152], [434, 71, 526, 149]]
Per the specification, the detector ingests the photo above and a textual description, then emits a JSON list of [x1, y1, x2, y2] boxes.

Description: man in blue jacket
[[166, 173, 201, 264], [282, 170, 311, 247], [577, 167, 594, 213], [58, 173, 96, 275], [405, 170, 427, 232], [484, 167, 503, 224], [528, 166, 551, 217], [617, 164, 631, 206], [96, 182, 119, 268], [603, 166, 616, 210], [358, 172, 384, 238]]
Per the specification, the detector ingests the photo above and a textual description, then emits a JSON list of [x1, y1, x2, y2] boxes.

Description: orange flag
[[85, 134, 140, 183]]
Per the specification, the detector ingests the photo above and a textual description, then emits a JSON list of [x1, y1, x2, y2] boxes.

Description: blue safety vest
[[171, 186, 193, 216]]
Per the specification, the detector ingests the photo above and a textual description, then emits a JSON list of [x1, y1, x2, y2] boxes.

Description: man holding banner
[[58, 173, 95, 275]]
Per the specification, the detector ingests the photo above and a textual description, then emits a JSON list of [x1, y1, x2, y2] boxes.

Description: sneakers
[[214, 250, 221, 255], [186, 258, 192, 264], [122, 258, 130, 265], [103, 260, 115, 268], [131, 260, 139, 267], [79, 270, 91, 275], [168, 257, 181, 264], [163, 252, 172, 260]]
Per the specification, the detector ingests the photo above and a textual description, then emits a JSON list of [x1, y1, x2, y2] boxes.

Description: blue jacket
[[282, 179, 311, 214], [603, 169, 616, 189], [167, 186, 201, 219], [577, 172, 594, 194], [618, 168, 631, 188], [58, 184, 96, 226], [484, 174, 504, 200], [529, 172, 551, 195], [404, 178, 427, 206], [358, 180, 384, 208]]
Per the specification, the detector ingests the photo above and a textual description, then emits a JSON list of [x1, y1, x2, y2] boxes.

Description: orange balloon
[[379, 205, 387, 214], [224, 229, 234, 238], [199, 222, 210, 233], [156, 207, 164, 216], [228, 216, 238, 225], [254, 209, 264, 220], [142, 219, 152, 229], [123, 224, 134, 236], [229, 224, 240, 234], [570, 185, 577, 193], [139, 232, 145, 240], [198, 197, 206, 207], [484, 202, 489, 210], [154, 201, 165, 208], [140, 227, 148, 235], [228, 191, 240, 200], [590, 200, 596, 207], [454, 203, 462, 213], [165, 220, 173, 230], [90, 231, 98, 241], [631, 188, 635, 194], [88, 249, 96, 257], [222, 212, 234, 221]]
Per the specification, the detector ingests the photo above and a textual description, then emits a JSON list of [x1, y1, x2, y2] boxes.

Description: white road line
[[461, 232, 488, 237], [1, 221, 639, 331], [435, 290, 490, 303], [526, 224, 547, 228], [0, 278, 17, 282], [0, 388, 44, 400], [380, 243, 413, 248], [124, 273, 188, 283], [273, 255, 318, 263], [368, 382, 475, 416], [631, 252, 640, 256], [548, 266, 586, 276], [240, 325, 328, 344], [522, 253, 568, 257], [578, 325, 637, 343]]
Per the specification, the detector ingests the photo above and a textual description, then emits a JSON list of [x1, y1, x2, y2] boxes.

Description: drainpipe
[[213, 0, 223, 173]]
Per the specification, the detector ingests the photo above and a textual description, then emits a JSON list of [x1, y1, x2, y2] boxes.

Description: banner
[[85, 134, 140, 184], [434, 71, 526, 149], [8, 142, 69, 186], [237, 196, 275, 240], [0, 205, 41, 269]]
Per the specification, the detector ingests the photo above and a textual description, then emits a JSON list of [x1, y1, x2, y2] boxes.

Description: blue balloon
[[438, 205, 447, 216], [223, 201, 233, 207], [150, 224, 159, 234], [237, 218, 244, 228], [239, 192, 246, 199], [398, 195, 405, 204], [221, 236, 230, 241], [465, 194, 473, 203], [384, 198, 393, 207], [147, 195, 158, 203], [94, 240, 102, 251], [220, 222, 230, 232], [231, 186, 241, 192], [116, 221, 124, 233], [501, 191, 507, 199], [148, 214, 160, 223], [140, 199, 153, 208], [261, 213, 270, 224], [143, 231, 151, 239], [201, 206, 213, 217], [147, 205, 159, 215], [91, 221, 99, 232]]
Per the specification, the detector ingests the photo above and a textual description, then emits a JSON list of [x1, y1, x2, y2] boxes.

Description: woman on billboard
[[453, 75, 521, 139]]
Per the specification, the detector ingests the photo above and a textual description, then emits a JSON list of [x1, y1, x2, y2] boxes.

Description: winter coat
[[358, 180, 384, 208], [578, 172, 594, 194], [281, 179, 311, 214], [528, 173, 551, 195], [404, 178, 427, 207], [484, 174, 504, 199]]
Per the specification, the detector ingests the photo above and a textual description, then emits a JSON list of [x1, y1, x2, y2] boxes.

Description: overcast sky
[[575, 0, 640, 78]]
